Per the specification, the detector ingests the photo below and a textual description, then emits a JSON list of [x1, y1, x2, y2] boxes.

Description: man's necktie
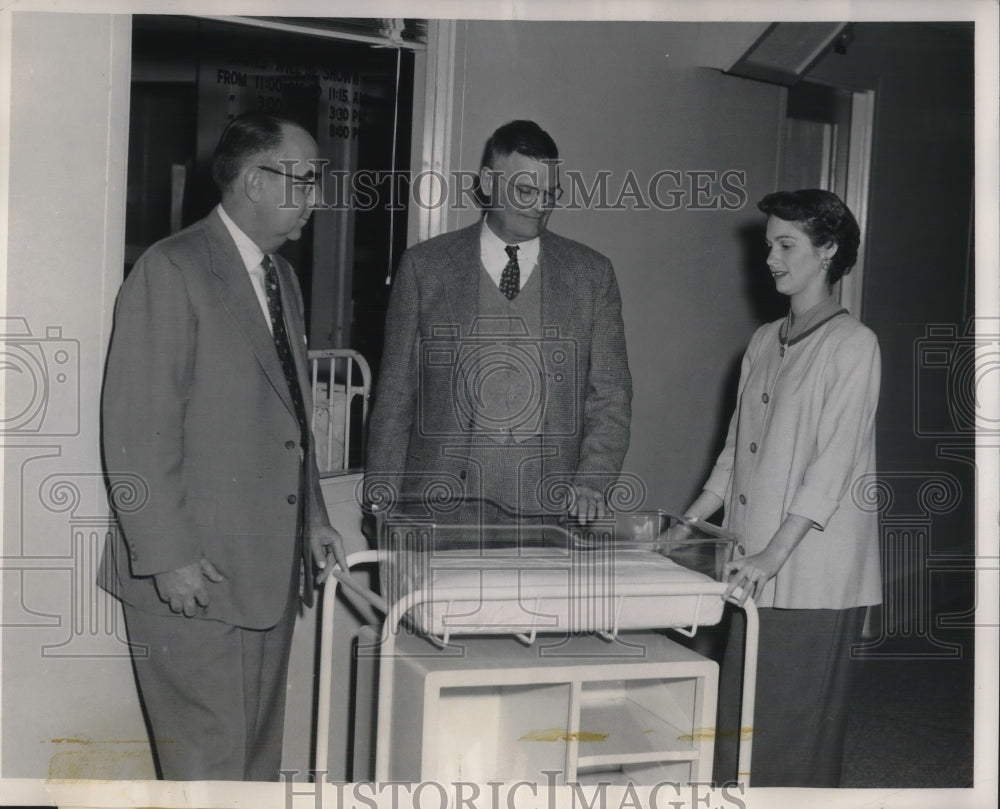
[[262, 255, 309, 451], [263, 255, 313, 601], [499, 244, 520, 300]]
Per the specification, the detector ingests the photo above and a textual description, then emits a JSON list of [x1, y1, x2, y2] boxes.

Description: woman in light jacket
[[681, 189, 881, 787]]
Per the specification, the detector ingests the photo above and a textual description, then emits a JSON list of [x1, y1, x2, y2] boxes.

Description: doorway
[[777, 80, 874, 318], [126, 15, 417, 374]]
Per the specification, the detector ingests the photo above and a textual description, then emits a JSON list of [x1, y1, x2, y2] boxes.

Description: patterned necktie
[[500, 245, 520, 300], [262, 255, 309, 451]]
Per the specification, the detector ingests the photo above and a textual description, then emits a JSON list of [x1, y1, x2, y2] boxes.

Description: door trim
[[416, 19, 457, 243], [840, 89, 875, 319]]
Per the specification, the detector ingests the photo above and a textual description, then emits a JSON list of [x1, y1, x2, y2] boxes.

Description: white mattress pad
[[389, 547, 724, 639]]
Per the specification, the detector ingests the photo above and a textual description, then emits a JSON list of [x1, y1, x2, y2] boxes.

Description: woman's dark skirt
[[712, 604, 867, 787]]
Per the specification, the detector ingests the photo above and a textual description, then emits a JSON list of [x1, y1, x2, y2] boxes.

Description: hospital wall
[[1, 12, 151, 779]]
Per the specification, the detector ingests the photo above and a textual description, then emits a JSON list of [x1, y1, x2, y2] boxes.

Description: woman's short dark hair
[[211, 112, 288, 193], [480, 120, 559, 168], [757, 189, 861, 285]]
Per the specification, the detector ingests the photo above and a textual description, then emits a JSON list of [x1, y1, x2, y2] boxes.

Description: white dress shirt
[[480, 218, 539, 288]]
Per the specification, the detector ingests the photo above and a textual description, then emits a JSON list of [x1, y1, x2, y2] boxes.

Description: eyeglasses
[[495, 174, 563, 207], [257, 165, 320, 194]]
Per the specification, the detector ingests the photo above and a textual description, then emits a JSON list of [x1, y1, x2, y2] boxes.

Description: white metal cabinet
[[359, 629, 717, 785]]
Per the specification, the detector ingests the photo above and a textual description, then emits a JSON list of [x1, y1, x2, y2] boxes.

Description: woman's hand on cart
[[722, 514, 813, 605], [663, 515, 696, 545], [723, 549, 782, 605]]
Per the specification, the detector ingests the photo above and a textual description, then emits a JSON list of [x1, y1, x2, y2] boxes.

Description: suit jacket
[[366, 222, 632, 511], [100, 208, 329, 630]]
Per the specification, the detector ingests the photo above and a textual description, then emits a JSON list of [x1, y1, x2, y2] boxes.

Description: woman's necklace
[[778, 308, 849, 356]]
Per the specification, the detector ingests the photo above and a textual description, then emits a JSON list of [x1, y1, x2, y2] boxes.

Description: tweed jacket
[[704, 310, 882, 609], [366, 222, 632, 510], [99, 209, 329, 629]]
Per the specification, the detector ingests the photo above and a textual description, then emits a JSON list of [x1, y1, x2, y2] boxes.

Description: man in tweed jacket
[[366, 120, 631, 525]]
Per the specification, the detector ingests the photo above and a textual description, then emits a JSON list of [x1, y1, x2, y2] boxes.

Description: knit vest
[[468, 261, 544, 443]]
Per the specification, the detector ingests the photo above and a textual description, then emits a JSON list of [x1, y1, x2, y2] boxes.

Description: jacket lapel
[[204, 210, 296, 418], [540, 231, 575, 337], [443, 223, 481, 337], [539, 231, 577, 447]]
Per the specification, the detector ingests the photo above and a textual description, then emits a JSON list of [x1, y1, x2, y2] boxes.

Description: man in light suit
[[101, 112, 345, 781], [366, 120, 631, 524]]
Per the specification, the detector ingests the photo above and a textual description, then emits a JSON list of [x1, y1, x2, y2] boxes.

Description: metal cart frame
[[313, 506, 759, 785]]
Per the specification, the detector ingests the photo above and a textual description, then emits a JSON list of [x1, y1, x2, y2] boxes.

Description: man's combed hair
[[757, 188, 861, 285], [211, 112, 287, 193], [481, 120, 559, 168]]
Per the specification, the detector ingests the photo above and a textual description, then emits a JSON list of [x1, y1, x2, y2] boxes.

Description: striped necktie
[[262, 255, 309, 451]]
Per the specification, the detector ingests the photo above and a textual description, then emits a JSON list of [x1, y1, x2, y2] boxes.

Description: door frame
[[777, 82, 875, 320], [841, 88, 875, 319]]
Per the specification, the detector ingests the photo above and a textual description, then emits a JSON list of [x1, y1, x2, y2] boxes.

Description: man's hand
[[311, 524, 348, 585], [568, 484, 608, 525], [153, 557, 225, 617]]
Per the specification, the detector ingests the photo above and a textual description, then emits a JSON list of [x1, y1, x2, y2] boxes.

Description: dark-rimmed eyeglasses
[[496, 174, 563, 207], [257, 165, 319, 193]]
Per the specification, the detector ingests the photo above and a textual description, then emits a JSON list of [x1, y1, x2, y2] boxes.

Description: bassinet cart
[[314, 500, 759, 786]]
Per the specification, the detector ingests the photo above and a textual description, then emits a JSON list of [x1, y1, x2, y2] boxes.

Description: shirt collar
[[479, 217, 540, 271], [217, 204, 266, 273]]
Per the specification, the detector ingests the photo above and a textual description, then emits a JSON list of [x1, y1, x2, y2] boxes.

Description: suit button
[[750, 442, 757, 453], [459, 470, 467, 480], [287, 494, 297, 505], [762, 393, 769, 404], [738, 494, 747, 505], [285, 440, 296, 450], [737, 544, 745, 555]]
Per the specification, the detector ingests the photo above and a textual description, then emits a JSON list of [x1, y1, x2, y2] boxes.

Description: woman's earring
[[821, 257, 831, 272]]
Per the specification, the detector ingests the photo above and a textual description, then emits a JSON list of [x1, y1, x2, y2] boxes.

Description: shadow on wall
[[688, 219, 786, 513], [738, 219, 785, 326]]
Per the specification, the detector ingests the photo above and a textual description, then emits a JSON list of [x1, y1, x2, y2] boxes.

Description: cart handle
[[368, 492, 564, 520]]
